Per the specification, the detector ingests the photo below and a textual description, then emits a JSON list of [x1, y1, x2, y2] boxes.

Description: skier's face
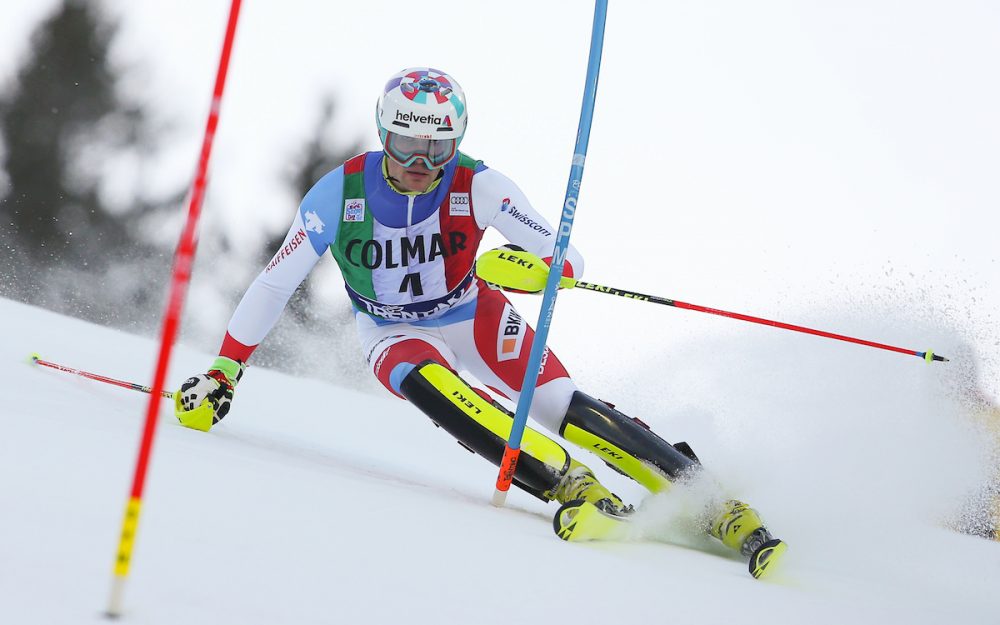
[[385, 156, 441, 193]]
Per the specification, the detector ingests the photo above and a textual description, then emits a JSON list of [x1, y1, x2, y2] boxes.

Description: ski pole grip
[[476, 249, 579, 293]]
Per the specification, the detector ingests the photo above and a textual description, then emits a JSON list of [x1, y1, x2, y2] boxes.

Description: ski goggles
[[383, 132, 457, 168]]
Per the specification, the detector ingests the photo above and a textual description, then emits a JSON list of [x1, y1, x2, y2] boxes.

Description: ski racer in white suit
[[174, 67, 784, 570]]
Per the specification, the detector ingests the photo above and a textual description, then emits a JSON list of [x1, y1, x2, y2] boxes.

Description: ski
[[553, 498, 632, 542], [748, 538, 787, 579], [553, 499, 788, 580]]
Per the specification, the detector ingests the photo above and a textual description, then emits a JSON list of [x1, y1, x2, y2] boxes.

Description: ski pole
[[475, 249, 949, 363], [29, 353, 175, 399], [492, 0, 608, 507], [570, 280, 948, 362]]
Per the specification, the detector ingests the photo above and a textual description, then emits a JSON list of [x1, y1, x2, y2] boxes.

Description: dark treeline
[[0, 0, 367, 385]]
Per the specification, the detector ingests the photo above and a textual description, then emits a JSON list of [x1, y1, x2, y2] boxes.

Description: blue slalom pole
[[492, 0, 609, 506]]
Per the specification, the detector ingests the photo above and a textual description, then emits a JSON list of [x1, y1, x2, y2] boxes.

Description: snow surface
[[2, 296, 999, 624]]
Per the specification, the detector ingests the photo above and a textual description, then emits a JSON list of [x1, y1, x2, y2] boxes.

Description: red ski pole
[[570, 280, 949, 363], [475, 249, 950, 363], [29, 353, 174, 399]]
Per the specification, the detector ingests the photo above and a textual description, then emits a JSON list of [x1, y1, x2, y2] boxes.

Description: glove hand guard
[[174, 357, 245, 432], [475, 245, 577, 294]]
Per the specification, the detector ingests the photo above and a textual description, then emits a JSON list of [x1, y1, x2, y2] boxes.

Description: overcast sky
[[3, 0, 998, 398]]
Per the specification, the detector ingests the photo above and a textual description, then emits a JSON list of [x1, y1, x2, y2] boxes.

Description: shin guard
[[559, 391, 700, 493], [398, 361, 571, 500]]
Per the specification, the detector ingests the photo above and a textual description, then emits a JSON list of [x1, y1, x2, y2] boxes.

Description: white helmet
[[376, 67, 468, 168]]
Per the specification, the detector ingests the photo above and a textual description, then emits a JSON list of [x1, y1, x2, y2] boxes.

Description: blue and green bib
[[331, 152, 484, 321]]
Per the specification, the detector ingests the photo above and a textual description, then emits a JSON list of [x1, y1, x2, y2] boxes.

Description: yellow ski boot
[[551, 459, 633, 541], [709, 500, 787, 579], [552, 459, 632, 516]]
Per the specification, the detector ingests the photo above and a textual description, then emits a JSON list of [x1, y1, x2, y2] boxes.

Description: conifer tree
[[0, 0, 131, 267], [0, 0, 173, 330]]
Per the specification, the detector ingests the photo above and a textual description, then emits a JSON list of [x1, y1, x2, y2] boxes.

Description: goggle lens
[[384, 132, 456, 168]]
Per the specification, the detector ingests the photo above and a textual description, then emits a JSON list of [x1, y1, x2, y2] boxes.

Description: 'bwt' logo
[[496, 302, 525, 362]]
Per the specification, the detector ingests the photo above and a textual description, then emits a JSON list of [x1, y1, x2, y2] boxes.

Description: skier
[[175, 67, 784, 575]]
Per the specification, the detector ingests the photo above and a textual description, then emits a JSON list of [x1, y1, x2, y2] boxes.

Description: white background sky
[[2, 0, 998, 399]]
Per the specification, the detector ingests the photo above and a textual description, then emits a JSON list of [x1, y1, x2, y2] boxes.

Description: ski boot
[[552, 459, 633, 516], [552, 459, 633, 541], [709, 500, 787, 579]]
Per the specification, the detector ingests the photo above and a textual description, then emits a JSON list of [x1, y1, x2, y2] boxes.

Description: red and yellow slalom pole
[[106, 0, 243, 617]]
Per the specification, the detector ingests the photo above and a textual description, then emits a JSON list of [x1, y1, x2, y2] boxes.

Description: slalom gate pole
[[105, 0, 243, 617], [570, 280, 950, 363], [492, 0, 608, 507], [30, 354, 174, 399]]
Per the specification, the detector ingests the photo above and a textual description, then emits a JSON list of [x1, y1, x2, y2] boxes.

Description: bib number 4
[[398, 272, 424, 296]]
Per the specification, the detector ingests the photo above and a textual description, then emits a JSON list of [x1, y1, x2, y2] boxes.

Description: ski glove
[[174, 356, 246, 432], [475, 245, 577, 294]]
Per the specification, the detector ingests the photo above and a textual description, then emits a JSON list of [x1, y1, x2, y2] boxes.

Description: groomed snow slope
[[2, 296, 998, 625]]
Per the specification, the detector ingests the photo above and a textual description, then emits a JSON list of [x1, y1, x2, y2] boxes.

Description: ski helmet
[[376, 67, 468, 168]]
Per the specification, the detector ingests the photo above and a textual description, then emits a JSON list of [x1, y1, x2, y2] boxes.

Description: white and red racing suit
[[218, 151, 583, 431]]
